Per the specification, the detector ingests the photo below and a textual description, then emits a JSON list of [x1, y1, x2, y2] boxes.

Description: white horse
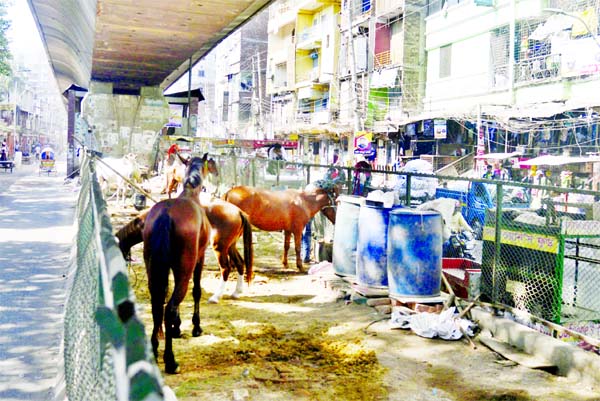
[[96, 153, 141, 205]]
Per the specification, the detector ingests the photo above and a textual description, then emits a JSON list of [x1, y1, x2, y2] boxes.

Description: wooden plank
[[479, 335, 557, 370]]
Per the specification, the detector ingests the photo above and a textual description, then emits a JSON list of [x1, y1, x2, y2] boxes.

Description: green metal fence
[[206, 153, 600, 331], [64, 153, 168, 401]]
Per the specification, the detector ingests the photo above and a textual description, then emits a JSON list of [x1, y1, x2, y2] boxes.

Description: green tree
[[0, 0, 11, 77]]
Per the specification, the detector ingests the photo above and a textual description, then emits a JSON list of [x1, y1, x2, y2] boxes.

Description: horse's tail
[[240, 211, 254, 285], [147, 212, 172, 296]]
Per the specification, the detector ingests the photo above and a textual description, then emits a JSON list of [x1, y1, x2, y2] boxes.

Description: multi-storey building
[[212, 9, 268, 140], [267, 0, 342, 160], [424, 0, 600, 163], [265, 0, 432, 165], [338, 0, 427, 164]]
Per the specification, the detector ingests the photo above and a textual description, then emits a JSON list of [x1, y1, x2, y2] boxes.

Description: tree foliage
[[0, 0, 12, 77]]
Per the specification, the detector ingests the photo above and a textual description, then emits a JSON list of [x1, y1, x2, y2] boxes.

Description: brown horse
[[199, 195, 254, 303], [161, 152, 219, 198], [116, 195, 254, 303], [143, 155, 211, 373], [223, 184, 337, 272]]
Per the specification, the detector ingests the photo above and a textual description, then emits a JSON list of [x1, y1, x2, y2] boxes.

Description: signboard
[[353, 131, 375, 157], [476, 124, 486, 172], [165, 104, 184, 128], [557, 36, 600, 78], [483, 227, 558, 254], [433, 119, 447, 139], [211, 139, 299, 149]]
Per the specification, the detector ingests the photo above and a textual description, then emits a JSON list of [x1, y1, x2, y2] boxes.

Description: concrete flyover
[[28, 0, 274, 94]]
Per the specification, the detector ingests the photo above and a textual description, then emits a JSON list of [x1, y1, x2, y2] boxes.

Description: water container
[[332, 195, 365, 279], [355, 201, 395, 291], [387, 209, 443, 298]]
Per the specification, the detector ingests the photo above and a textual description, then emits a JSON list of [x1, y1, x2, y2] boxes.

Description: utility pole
[[346, 1, 362, 163], [347, 2, 361, 132], [186, 56, 193, 136], [251, 53, 259, 136], [257, 50, 263, 135]]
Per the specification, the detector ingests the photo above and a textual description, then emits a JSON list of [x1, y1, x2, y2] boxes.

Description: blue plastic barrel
[[332, 195, 365, 279], [387, 209, 443, 298], [355, 201, 396, 291]]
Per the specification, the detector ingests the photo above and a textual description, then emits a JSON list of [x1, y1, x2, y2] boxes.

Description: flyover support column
[[67, 88, 76, 178]]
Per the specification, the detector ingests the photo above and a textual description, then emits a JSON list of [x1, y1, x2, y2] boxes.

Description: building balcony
[[297, 86, 324, 100], [376, 0, 403, 19], [312, 110, 331, 124], [374, 50, 391, 68], [296, 26, 322, 50], [296, 68, 323, 85], [514, 54, 561, 86], [295, 109, 332, 125], [298, 0, 324, 12], [268, 1, 296, 34]]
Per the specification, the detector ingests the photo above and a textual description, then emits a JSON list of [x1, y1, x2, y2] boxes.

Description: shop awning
[[475, 152, 522, 160], [518, 154, 600, 166]]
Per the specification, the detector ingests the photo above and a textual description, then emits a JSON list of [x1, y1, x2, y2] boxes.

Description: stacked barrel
[[332, 196, 443, 300]]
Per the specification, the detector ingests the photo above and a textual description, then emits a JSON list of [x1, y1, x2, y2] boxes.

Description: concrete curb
[[471, 307, 600, 384]]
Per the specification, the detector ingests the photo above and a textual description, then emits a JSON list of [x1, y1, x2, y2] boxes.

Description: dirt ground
[[109, 199, 600, 401]]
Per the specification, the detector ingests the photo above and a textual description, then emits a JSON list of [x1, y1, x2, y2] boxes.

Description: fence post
[[232, 154, 238, 186], [493, 181, 504, 303], [405, 173, 412, 205]]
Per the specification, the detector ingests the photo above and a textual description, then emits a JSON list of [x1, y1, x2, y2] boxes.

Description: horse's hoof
[[165, 361, 180, 375], [172, 328, 182, 338], [208, 296, 219, 304], [231, 292, 241, 299], [192, 327, 203, 337]]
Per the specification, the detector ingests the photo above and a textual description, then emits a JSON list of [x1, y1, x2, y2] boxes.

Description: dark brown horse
[[143, 155, 211, 373], [116, 195, 254, 303], [162, 152, 219, 198], [223, 184, 337, 272]]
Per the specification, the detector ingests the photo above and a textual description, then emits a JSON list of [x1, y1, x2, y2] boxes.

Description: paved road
[[0, 160, 77, 401]]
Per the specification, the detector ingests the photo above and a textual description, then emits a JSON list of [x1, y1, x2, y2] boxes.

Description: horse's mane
[[184, 156, 206, 189]]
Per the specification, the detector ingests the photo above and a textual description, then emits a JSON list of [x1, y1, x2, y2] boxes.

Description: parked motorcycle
[[443, 230, 475, 260]]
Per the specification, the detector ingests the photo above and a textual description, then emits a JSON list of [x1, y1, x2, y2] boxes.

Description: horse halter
[[320, 188, 337, 212]]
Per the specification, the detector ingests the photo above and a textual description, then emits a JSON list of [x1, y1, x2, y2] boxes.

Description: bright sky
[[7, 1, 46, 68]]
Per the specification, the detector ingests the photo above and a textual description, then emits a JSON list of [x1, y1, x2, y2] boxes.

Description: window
[[440, 45, 451, 78], [198, 69, 205, 78], [222, 91, 229, 121]]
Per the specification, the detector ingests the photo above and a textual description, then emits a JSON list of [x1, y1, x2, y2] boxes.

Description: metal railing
[[64, 152, 168, 401], [515, 54, 561, 85], [205, 153, 600, 334]]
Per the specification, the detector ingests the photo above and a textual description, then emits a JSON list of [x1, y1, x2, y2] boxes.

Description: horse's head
[[183, 156, 206, 192], [305, 181, 338, 224], [201, 153, 219, 177]]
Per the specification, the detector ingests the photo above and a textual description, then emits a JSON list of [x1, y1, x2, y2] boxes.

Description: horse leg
[[208, 246, 229, 304], [163, 265, 194, 374], [192, 254, 205, 337], [160, 172, 170, 194], [147, 265, 169, 361], [232, 273, 244, 299], [282, 231, 291, 268], [293, 231, 304, 272], [229, 247, 245, 299]]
